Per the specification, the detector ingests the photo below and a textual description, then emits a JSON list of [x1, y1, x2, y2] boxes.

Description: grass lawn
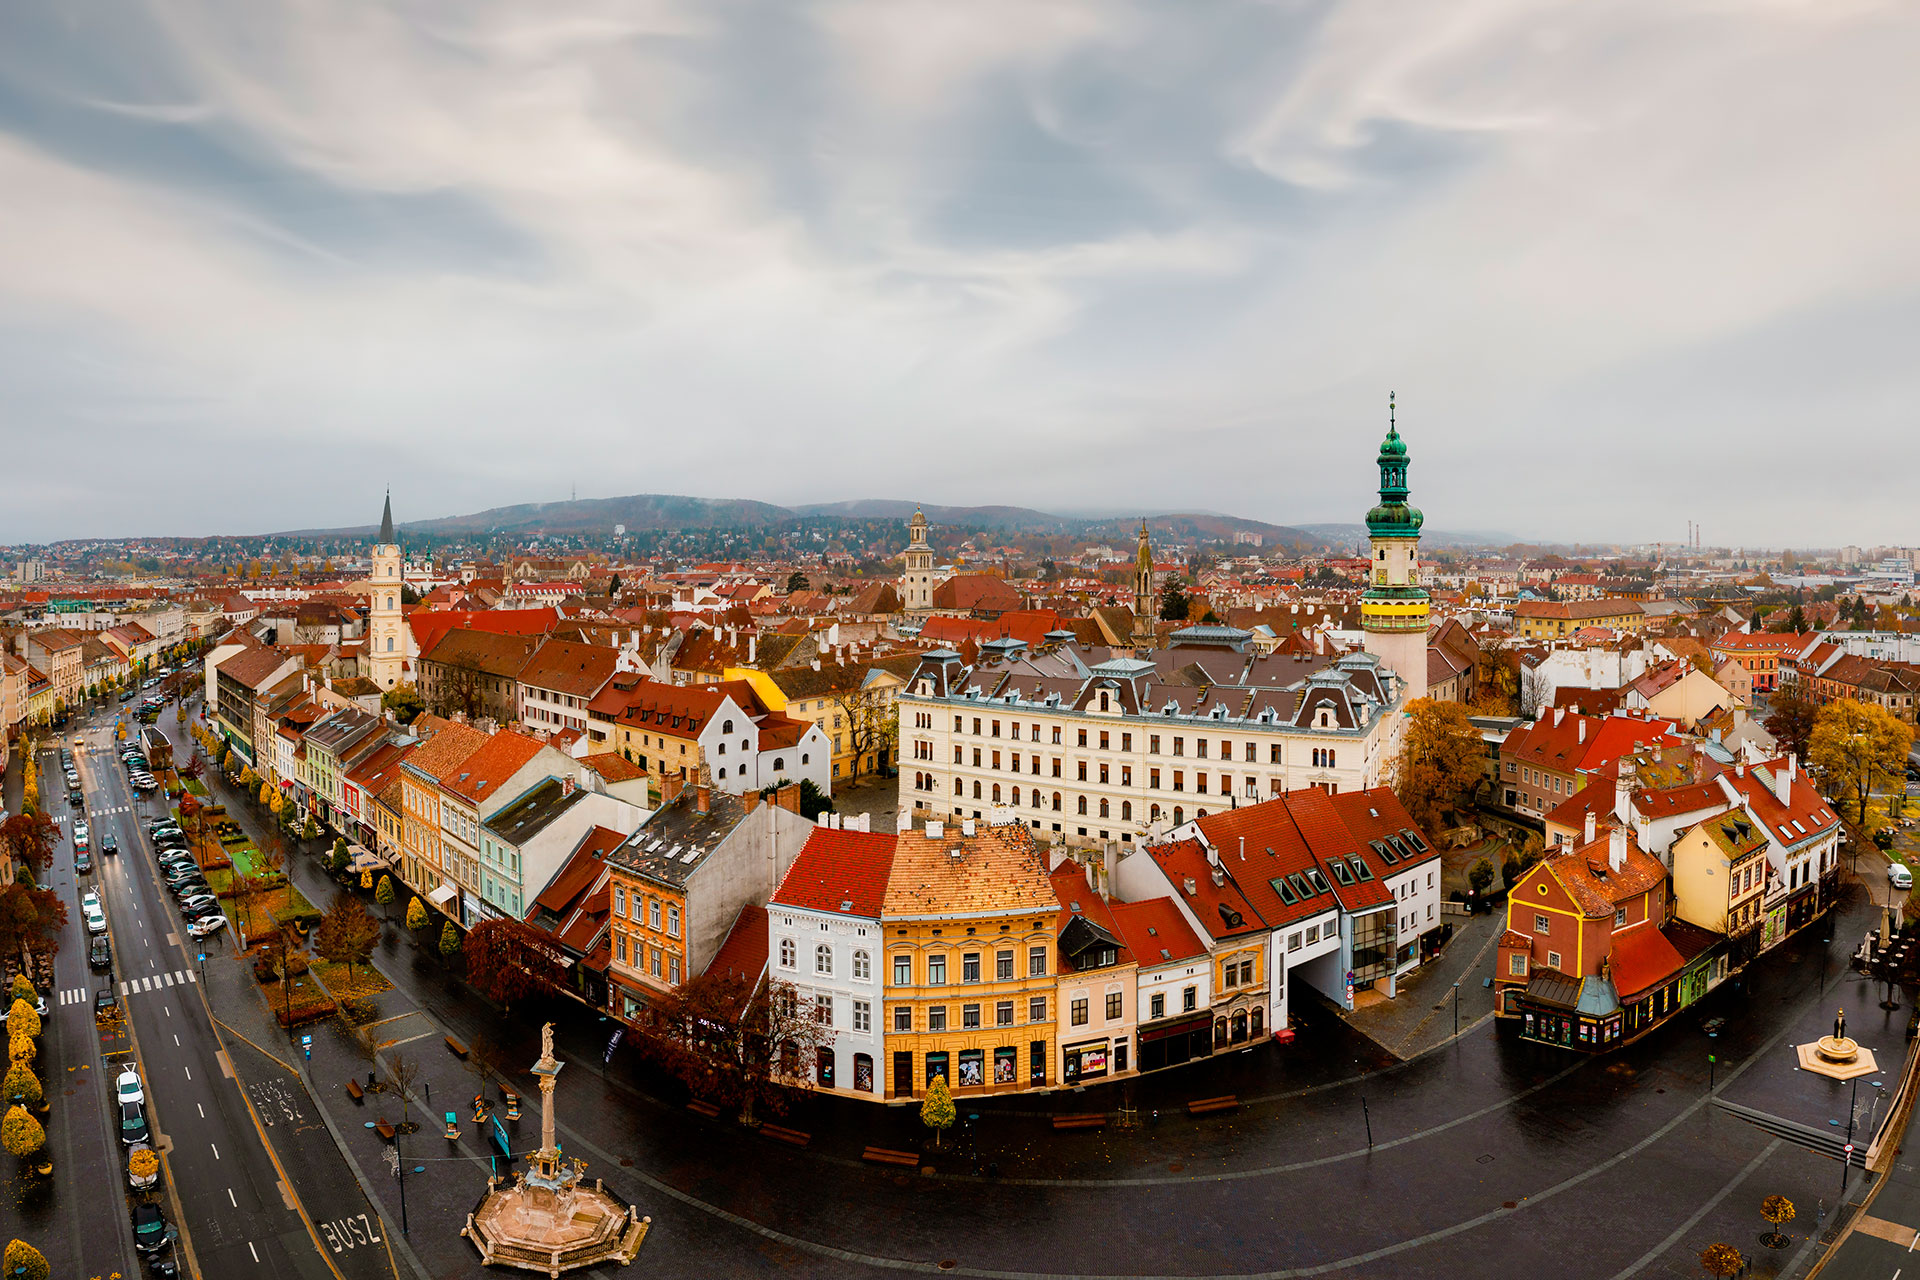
[[312, 961, 393, 1001], [223, 882, 318, 938], [227, 845, 272, 877], [184, 779, 208, 797]]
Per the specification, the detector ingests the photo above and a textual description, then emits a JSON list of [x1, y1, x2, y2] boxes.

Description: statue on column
[[1835, 1007, 1847, 1044]]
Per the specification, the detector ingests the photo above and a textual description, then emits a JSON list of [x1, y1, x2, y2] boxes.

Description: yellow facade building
[[880, 821, 1058, 1099]]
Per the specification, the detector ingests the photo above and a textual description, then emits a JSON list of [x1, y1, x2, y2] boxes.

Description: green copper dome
[[1366, 394, 1420, 536]]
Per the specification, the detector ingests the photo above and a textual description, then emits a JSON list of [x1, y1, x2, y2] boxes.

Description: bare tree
[[387, 1051, 422, 1134], [1520, 663, 1551, 718], [832, 684, 896, 777]]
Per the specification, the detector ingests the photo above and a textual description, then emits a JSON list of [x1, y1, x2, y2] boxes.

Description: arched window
[[1121, 801, 1132, 820], [723, 719, 734, 734], [386, 636, 394, 651], [1076, 796, 1088, 816], [852, 950, 870, 981], [816, 944, 833, 976], [1098, 798, 1109, 818], [1052, 792, 1062, 812], [1173, 806, 1184, 825], [773, 757, 785, 771], [717, 766, 727, 779], [972, 780, 982, 799], [386, 595, 395, 610], [1100, 692, 1110, 711], [779, 938, 795, 968], [1031, 788, 1042, 808], [991, 784, 1001, 803], [801, 753, 809, 764], [1149, 804, 1160, 821]]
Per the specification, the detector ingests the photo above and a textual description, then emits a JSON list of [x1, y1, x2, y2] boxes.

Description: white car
[[1891, 862, 1913, 891], [187, 915, 227, 939], [85, 906, 107, 934], [74, 822, 90, 848], [82, 889, 101, 913], [116, 1067, 144, 1106]]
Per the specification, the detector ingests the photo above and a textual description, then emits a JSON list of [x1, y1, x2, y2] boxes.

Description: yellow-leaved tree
[[1392, 698, 1487, 835], [1808, 700, 1913, 831]]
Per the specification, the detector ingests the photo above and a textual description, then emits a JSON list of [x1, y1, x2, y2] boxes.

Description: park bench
[[1051, 1113, 1106, 1131], [444, 1036, 468, 1059], [1187, 1095, 1239, 1117], [759, 1124, 811, 1148], [374, 1118, 395, 1141], [861, 1146, 920, 1168], [685, 1100, 722, 1120], [345, 1079, 364, 1104]]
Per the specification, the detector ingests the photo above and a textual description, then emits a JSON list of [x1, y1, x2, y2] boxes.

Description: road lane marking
[[248, 1243, 258, 1262], [211, 1143, 219, 1159], [163, 973, 174, 986], [197, 1104, 204, 1118], [185, 969, 197, 983], [173, 1034, 179, 1046], [228, 1188, 236, 1207], [120, 981, 130, 994], [183, 1066, 190, 1080]]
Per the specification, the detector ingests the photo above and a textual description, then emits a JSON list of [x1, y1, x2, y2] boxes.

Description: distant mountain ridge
[[279, 492, 1329, 550], [1294, 522, 1525, 550]]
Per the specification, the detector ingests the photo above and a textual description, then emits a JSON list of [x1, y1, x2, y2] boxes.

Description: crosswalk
[[93, 805, 133, 816], [56, 987, 88, 1006], [120, 971, 196, 995]]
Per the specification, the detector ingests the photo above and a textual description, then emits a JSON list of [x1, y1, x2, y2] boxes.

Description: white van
[[1890, 862, 1912, 891]]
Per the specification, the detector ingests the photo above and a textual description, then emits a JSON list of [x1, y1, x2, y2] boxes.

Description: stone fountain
[[463, 1024, 649, 1275], [1795, 1007, 1879, 1081]]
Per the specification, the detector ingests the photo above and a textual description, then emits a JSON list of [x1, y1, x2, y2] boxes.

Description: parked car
[[127, 1140, 159, 1191], [69, 788, 84, 807], [116, 1067, 145, 1106], [75, 849, 92, 873], [89, 934, 112, 971], [1891, 862, 1913, 891], [74, 821, 90, 848], [129, 1201, 172, 1254], [94, 986, 117, 1017], [118, 1100, 149, 1146], [187, 915, 228, 939], [0, 991, 48, 1023]]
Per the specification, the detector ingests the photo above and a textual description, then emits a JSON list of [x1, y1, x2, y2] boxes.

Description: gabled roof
[[1146, 838, 1265, 940], [437, 730, 547, 805], [1108, 897, 1209, 968], [771, 827, 898, 919], [518, 637, 622, 698], [705, 904, 770, 988], [881, 823, 1055, 920], [1050, 864, 1130, 973]]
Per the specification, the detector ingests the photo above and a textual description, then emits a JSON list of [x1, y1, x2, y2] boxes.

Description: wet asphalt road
[[29, 712, 319, 1280]]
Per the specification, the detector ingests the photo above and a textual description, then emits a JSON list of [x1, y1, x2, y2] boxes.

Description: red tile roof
[[436, 730, 547, 804], [406, 609, 558, 662], [706, 904, 770, 986], [1146, 838, 1264, 940], [772, 828, 898, 918], [1609, 923, 1686, 1000], [1109, 897, 1208, 967]]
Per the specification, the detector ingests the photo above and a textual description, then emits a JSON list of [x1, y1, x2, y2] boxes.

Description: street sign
[[301, 1034, 312, 1060]]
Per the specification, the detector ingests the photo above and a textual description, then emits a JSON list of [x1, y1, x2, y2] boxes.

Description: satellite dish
[[614, 524, 626, 536]]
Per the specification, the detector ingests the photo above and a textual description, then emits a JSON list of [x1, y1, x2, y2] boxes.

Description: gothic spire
[[379, 490, 394, 545]]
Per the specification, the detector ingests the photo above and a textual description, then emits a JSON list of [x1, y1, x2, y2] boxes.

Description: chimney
[[1771, 762, 1791, 806], [775, 782, 801, 813], [662, 773, 685, 805], [926, 820, 944, 839], [743, 789, 761, 814], [1612, 772, 1632, 824], [1206, 844, 1221, 867], [1582, 809, 1596, 845], [1183, 876, 1198, 896], [961, 817, 976, 837], [1608, 825, 1627, 873], [748, 635, 756, 663], [1787, 753, 1797, 781], [1211, 863, 1226, 887]]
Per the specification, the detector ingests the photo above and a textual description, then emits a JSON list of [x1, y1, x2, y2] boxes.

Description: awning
[[427, 884, 458, 908], [347, 846, 389, 873], [1138, 1014, 1212, 1044]]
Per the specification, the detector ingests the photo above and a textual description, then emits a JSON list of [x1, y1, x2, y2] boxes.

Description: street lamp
[[1452, 981, 1461, 1039]]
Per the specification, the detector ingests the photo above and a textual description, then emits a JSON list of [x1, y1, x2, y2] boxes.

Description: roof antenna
[[1388, 390, 1396, 435]]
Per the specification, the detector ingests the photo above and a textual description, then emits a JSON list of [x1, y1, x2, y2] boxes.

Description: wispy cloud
[[0, 0, 1915, 544]]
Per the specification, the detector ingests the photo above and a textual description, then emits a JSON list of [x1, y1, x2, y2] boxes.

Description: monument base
[[463, 1174, 649, 1276], [1795, 1037, 1879, 1081]]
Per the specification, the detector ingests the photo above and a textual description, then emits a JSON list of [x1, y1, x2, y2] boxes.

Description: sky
[[1, 1, 1917, 548]]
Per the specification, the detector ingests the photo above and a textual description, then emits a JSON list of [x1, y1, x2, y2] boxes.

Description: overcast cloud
[[0, 0, 1915, 546]]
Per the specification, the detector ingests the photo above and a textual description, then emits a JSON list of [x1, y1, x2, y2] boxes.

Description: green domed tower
[[1359, 395, 1429, 701]]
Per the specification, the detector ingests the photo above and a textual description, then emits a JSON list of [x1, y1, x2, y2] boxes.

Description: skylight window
[[1400, 829, 1430, 853], [1306, 868, 1332, 895], [1328, 861, 1354, 886], [1349, 856, 1374, 882], [1371, 838, 1398, 865], [1289, 873, 1314, 899], [1272, 877, 1298, 905], [1386, 836, 1412, 861]]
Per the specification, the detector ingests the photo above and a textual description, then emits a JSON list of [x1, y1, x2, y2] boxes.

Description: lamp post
[[1452, 981, 1461, 1039]]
